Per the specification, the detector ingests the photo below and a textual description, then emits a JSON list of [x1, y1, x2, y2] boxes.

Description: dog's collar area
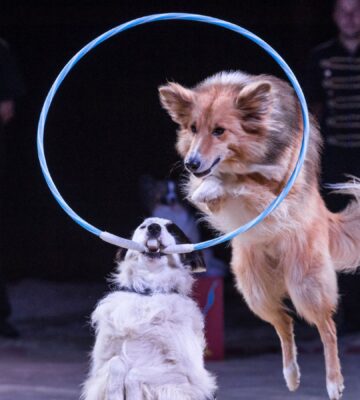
[[118, 285, 180, 296]]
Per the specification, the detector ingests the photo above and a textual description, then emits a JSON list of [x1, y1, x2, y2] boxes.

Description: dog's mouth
[[192, 157, 221, 178], [144, 239, 165, 259]]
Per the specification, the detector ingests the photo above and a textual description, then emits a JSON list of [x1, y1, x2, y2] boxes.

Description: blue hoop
[[37, 13, 309, 253]]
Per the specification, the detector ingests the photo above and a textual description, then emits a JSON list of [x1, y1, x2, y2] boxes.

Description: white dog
[[82, 217, 217, 400]]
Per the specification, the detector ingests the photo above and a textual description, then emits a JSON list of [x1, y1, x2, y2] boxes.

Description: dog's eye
[[140, 225, 146, 230], [212, 127, 225, 137], [190, 124, 197, 134]]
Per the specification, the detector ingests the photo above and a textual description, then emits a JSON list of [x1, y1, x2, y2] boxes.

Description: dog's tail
[[328, 177, 360, 272]]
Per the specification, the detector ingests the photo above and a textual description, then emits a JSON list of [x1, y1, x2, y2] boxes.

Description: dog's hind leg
[[273, 313, 300, 392], [124, 369, 192, 400], [238, 294, 300, 391], [316, 317, 344, 400], [124, 369, 144, 400], [287, 260, 344, 400], [232, 253, 300, 392], [81, 374, 108, 400], [152, 385, 191, 400], [107, 356, 127, 400], [251, 306, 300, 391]]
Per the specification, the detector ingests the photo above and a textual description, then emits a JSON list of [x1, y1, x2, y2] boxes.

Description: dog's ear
[[165, 222, 206, 273], [184, 250, 206, 274], [159, 82, 194, 125], [115, 247, 128, 263], [235, 81, 272, 133]]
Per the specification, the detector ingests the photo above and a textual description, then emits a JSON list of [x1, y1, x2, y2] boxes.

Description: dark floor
[[1, 279, 359, 399]]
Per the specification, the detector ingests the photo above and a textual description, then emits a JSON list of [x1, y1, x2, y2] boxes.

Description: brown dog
[[159, 71, 360, 400]]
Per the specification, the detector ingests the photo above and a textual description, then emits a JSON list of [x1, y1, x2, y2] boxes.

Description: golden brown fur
[[159, 71, 360, 400]]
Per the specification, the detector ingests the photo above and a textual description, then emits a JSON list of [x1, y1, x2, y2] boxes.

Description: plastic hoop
[[37, 13, 310, 254]]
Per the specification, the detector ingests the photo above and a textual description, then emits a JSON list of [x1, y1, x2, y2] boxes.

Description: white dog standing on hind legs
[[82, 217, 217, 400]]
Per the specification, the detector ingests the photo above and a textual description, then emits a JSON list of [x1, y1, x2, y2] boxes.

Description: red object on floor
[[193, 276, 224, 360]]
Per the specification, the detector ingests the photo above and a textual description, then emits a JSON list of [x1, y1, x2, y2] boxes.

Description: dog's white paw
[[191, 179, 224, 204], [283, 362, 300, 392], [326, 378, 344, 400]]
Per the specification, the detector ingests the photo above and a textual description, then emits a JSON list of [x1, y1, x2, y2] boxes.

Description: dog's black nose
[[147, 223, 161, 237], [185, 157, 201, 172]]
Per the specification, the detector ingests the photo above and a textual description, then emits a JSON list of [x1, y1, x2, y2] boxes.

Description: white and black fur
[[140, 176, 226, 276], [82, 217, 217, 400]]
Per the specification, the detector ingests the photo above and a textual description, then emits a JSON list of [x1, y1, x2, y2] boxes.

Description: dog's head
[[159, 71, 298, 179], [116, 217, 205, 274]]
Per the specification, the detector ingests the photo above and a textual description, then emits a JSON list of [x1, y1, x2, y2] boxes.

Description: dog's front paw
[[191, 178, 224, 204]]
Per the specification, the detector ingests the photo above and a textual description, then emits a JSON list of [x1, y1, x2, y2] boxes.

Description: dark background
[[0, 1, 336, 281]]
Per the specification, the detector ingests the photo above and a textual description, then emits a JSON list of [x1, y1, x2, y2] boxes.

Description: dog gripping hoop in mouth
[[37, 13, 310, 254]]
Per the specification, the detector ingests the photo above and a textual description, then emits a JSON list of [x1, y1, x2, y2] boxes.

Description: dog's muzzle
[[192, 157, 221, 178], [144, 223, 164, 258]]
